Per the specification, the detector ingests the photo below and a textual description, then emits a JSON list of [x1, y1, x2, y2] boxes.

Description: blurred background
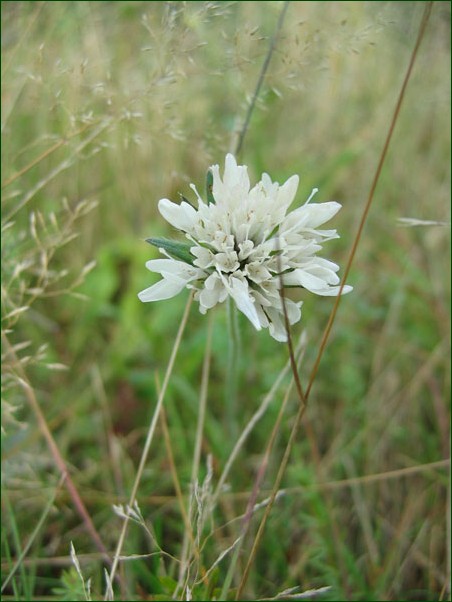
[[2, 2, 450, 600]]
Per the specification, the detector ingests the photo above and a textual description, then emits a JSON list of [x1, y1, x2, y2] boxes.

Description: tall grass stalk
[[225, 298, 240, 439], [106, 292, 194, 595], [213, 330, 307, 505], [220, 342, 304, 601], [236, 3, 435, 597], [176, 313, 213, 594]]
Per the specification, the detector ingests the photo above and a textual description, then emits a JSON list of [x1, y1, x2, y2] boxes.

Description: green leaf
[[206, 168, 215, 204], [146, 237, 194, 264]]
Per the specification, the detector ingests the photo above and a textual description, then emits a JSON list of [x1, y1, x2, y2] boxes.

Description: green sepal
[[206, 168, 215, 204], [146, 237, 194, 265]]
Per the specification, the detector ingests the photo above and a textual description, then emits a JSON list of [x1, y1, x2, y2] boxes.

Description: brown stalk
[[1, 332, 112, 565], [236, 2, 434, 597], [304, 1, 434, 402]]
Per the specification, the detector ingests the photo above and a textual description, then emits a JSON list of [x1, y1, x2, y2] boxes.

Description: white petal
[[199, 286, 222, 309], [283, 267, 352, 296], [303, 228, 340, 240], [282, 269, 330, 291], [261, 172, 278, 195], [158, 198, 197, 232], [308, 257, 340, 272], [223, 153, 238, 180], [244, 262, 272, 284], [309, 284, 353, 296], [252, 289, 273, 308], [301, 201, 342, 228], [145, 259, 197, 280], [138, 278, 186, 302], [282, 202, 341, 232], [277, 174, 299, 209], [214, 251, 239, 273], [191, 246, 214, 269], [212, 154, 250, 206], [204, 272, 220, 290], [223, 154, 250, 191], [265, 307, 287, 342], [255, 303, 270, 328], [145, 258, 181, 274], [224, 276, 261, 330], [302, 265, 340, 285], [284, 298, 302, 324]]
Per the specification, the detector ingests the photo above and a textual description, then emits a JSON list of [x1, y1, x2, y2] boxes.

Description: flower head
[[138, 154, 352, 341]]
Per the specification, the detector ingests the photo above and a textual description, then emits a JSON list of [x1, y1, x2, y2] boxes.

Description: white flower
[[138, 154, 352, 341]]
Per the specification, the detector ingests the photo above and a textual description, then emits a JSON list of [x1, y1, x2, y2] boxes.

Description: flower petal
[[265, 307, 288, 342], [158, 198, 197, 233], [308, 284, 353, 296], [138, 278, 186, 302], [223, 275, 261, 330], [277, 174, 299, 209], [223, 153, 250, 192], [285, 298, 303, 324], [212, 154, 250, 207], [282, 269, 331, 291], [281, 202, 342, 233], [145, 258, 197, 279]]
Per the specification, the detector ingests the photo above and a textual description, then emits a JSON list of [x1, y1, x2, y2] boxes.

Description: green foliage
[[146, 237, 195, 265], [52, 569, 89, 602]]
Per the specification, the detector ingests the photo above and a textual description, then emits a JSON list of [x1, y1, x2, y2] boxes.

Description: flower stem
[[106, 292, 194, 596], [226, 296, 240, 440]]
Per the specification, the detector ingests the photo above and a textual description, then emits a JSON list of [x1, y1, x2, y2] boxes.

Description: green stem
[[226, 297, 240, 440]]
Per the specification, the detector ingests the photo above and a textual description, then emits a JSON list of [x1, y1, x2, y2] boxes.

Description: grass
[[1, 1, 450, 601]]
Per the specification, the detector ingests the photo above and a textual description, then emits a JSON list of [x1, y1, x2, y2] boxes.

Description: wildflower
[[138, 154, 352, 341]]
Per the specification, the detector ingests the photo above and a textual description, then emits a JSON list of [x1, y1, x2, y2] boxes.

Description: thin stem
[[234, 1, 290, 158], [236, 390, 308, 599], [106, 292, 194, 596], [176, 313, 213, 594], [235, 3, 434, 596], [226, 297, 240, 439], [227, 350, 302, 602], [191, 313, 214, 486], [159, 405, 197, 559], [213, 331, 306, 504], [304, 1, 434, 403]]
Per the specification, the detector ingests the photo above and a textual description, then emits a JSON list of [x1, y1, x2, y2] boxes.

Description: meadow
[[1, 2, 450, 600]]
